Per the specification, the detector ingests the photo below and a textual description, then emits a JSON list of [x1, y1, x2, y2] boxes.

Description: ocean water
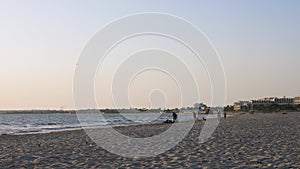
[[0, 112, 221, 135]]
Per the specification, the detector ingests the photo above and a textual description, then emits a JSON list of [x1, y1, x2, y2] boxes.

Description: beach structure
[[233, 101, 251, 111]]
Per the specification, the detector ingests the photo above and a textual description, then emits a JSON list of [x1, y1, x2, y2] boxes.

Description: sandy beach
[[1, 113, 299, 168]]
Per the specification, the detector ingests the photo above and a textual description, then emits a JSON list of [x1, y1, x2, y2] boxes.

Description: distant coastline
[[1, 106, 299, 114], [0, 110, 76, 114], [0, 108, 168, 114]]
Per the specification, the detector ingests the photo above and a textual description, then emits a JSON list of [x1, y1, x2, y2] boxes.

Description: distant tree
[[253, 103, 296, 112]]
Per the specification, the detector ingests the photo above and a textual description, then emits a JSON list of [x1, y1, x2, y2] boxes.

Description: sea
[[0, 111, 222, 135]]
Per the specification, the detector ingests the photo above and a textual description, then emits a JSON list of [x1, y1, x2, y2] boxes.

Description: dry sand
[[0, 113, 300, 168]]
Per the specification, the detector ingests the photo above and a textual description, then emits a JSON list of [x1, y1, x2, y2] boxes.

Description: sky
[[0, 0, 299, 110]]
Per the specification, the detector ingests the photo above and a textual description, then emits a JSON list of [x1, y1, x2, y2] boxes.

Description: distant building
[[295, 96, 300, 105], [234, 101, 251, 111], [275, 97, 294, 105], [252, 97, 276, 106], [252, 97, 294, 106], [194, 103, 207, 110]]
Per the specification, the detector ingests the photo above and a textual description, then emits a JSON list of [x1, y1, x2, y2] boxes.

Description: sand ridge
[[0, 113, 299, 168]]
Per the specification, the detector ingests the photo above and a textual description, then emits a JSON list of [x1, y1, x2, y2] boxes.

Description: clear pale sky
[[0, 0, 299, 110]]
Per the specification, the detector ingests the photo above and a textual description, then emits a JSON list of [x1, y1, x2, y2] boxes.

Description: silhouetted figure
[[172, 111, 178, 122], [224, 111, 227, 119]]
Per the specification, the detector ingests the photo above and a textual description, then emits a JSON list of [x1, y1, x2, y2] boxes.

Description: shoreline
[[0, 112, 231, 136], [3, 111, 294, 136], [1, 111, 298, 136]]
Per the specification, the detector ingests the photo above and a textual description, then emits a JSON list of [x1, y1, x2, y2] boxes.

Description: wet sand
[[1, 113, 300, 168]]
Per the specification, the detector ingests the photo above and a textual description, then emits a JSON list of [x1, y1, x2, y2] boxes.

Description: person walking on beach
[[224, 111, 227, 119], [217, 110, 221, 120], [193, 111, 197, 120], [172, 111, 178, 122]]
